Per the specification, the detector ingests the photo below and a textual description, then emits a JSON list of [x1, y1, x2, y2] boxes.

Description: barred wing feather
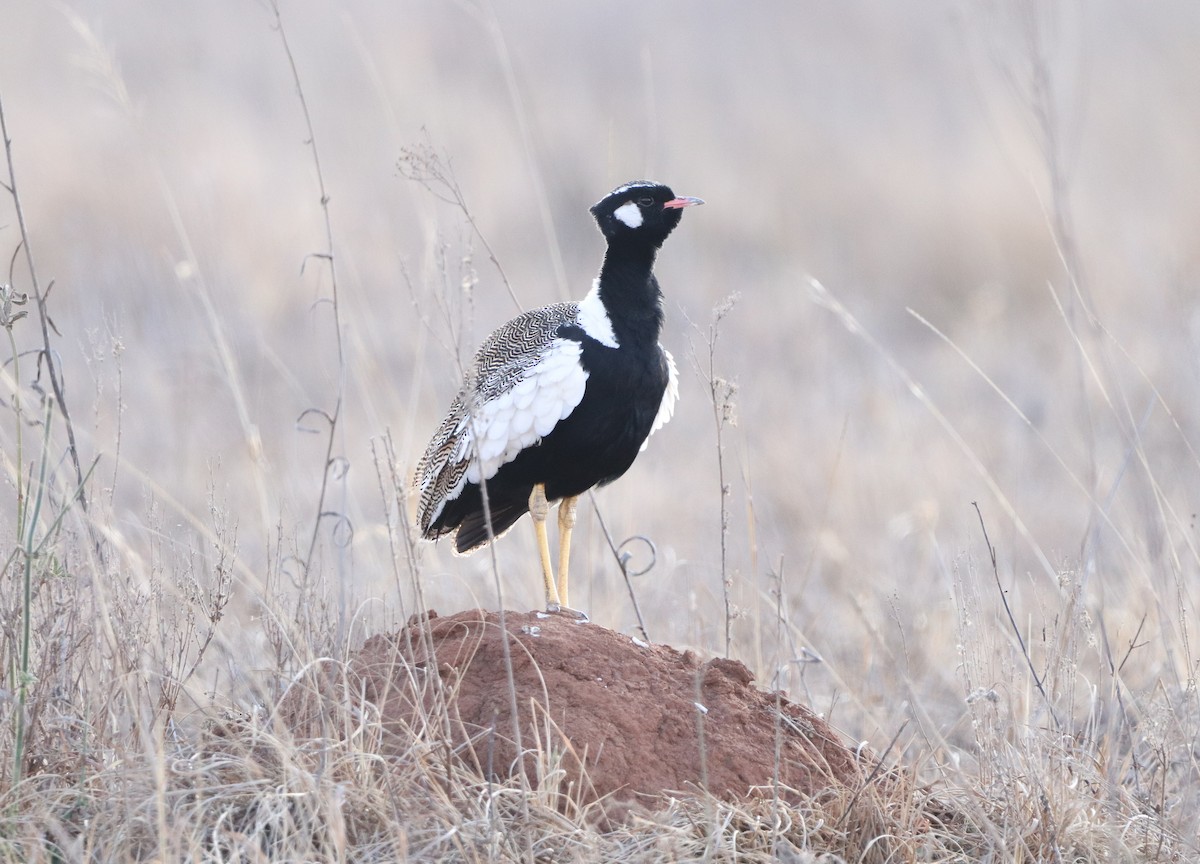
[[415, 304, 586, 533]]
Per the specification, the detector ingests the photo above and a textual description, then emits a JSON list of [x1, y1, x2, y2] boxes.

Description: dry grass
[[3, 0, 1200, 860]]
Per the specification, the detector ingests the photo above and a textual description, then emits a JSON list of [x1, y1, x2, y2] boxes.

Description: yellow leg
[[556, 495, 579, 608], [529, 484, 560, 607]]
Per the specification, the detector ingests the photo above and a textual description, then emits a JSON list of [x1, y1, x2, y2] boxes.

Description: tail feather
[[453, 495, 530, 553]]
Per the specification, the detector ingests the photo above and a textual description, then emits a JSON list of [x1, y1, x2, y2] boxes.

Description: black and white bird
[[414, 180, 702, 609]]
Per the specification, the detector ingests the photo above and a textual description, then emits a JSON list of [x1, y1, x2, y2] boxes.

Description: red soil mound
[[282, 608, 879, 824]]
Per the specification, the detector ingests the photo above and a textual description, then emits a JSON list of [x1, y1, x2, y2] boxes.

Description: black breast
[[489, 329, 668, 502]]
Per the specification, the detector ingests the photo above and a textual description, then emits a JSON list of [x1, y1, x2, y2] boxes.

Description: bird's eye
[[637, 196, 654, 207]]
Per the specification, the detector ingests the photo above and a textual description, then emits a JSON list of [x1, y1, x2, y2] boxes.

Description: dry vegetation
[[3, 1, 1200, 860]]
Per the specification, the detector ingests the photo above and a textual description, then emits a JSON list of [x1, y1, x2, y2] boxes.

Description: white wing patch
[[576, 279, 619, 348], [642, 346, 679, 450], [462, 338, 588, 485]]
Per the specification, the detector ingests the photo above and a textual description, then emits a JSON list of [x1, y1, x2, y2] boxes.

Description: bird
[[413, 180, 702, 609]]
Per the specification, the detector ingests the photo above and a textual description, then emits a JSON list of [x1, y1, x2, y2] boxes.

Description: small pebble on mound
[[282, 608, 882, 824]]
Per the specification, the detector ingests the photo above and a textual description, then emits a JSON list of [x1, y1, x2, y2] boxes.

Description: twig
[[267, 4, 349, 608], [398, 138, 523, 313], [973, 501, 1062, 731], [0, 95, 89, 515], [836, 720, 909, 828], [690, 293, 740, 656], [589, 492, 652, 643], [770, 555, 785, 856], [13, 398, 52, 786]]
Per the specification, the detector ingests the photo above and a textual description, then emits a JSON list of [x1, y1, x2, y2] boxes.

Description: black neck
[[596, 243, 664, 343]]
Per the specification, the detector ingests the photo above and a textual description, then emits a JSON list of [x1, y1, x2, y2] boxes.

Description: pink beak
[[662, 196, 704, 209]]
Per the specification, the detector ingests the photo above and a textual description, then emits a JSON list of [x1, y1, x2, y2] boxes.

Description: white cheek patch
[[612, 200, 643, 228], [576, 279, 619, 348]]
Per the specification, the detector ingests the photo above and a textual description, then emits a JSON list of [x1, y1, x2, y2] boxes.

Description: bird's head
[[590, 181, 703, 247]]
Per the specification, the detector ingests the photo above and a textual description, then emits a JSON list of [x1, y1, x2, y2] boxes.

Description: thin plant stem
[[2, 293, 26, 540], [692, 294, 739, 656], [589, 492, 652, 643], [974, 501, 1062, 732], [268, 2, 349, 637], [14, 398, 52, 786], [398, 138, 524, 314], [0, 95, 88, 517]]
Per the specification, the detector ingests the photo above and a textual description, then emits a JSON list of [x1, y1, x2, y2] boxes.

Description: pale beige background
[[2, 1, 1198, 748]]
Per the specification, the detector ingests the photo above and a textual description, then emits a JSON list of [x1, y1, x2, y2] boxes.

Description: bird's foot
[[543, 603, 589, 622]]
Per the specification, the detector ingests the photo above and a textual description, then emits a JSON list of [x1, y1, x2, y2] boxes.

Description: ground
[[280, 607, 920, 828]]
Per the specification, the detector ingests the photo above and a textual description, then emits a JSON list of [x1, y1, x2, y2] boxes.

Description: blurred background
[[3, 0, 1200, 743]]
